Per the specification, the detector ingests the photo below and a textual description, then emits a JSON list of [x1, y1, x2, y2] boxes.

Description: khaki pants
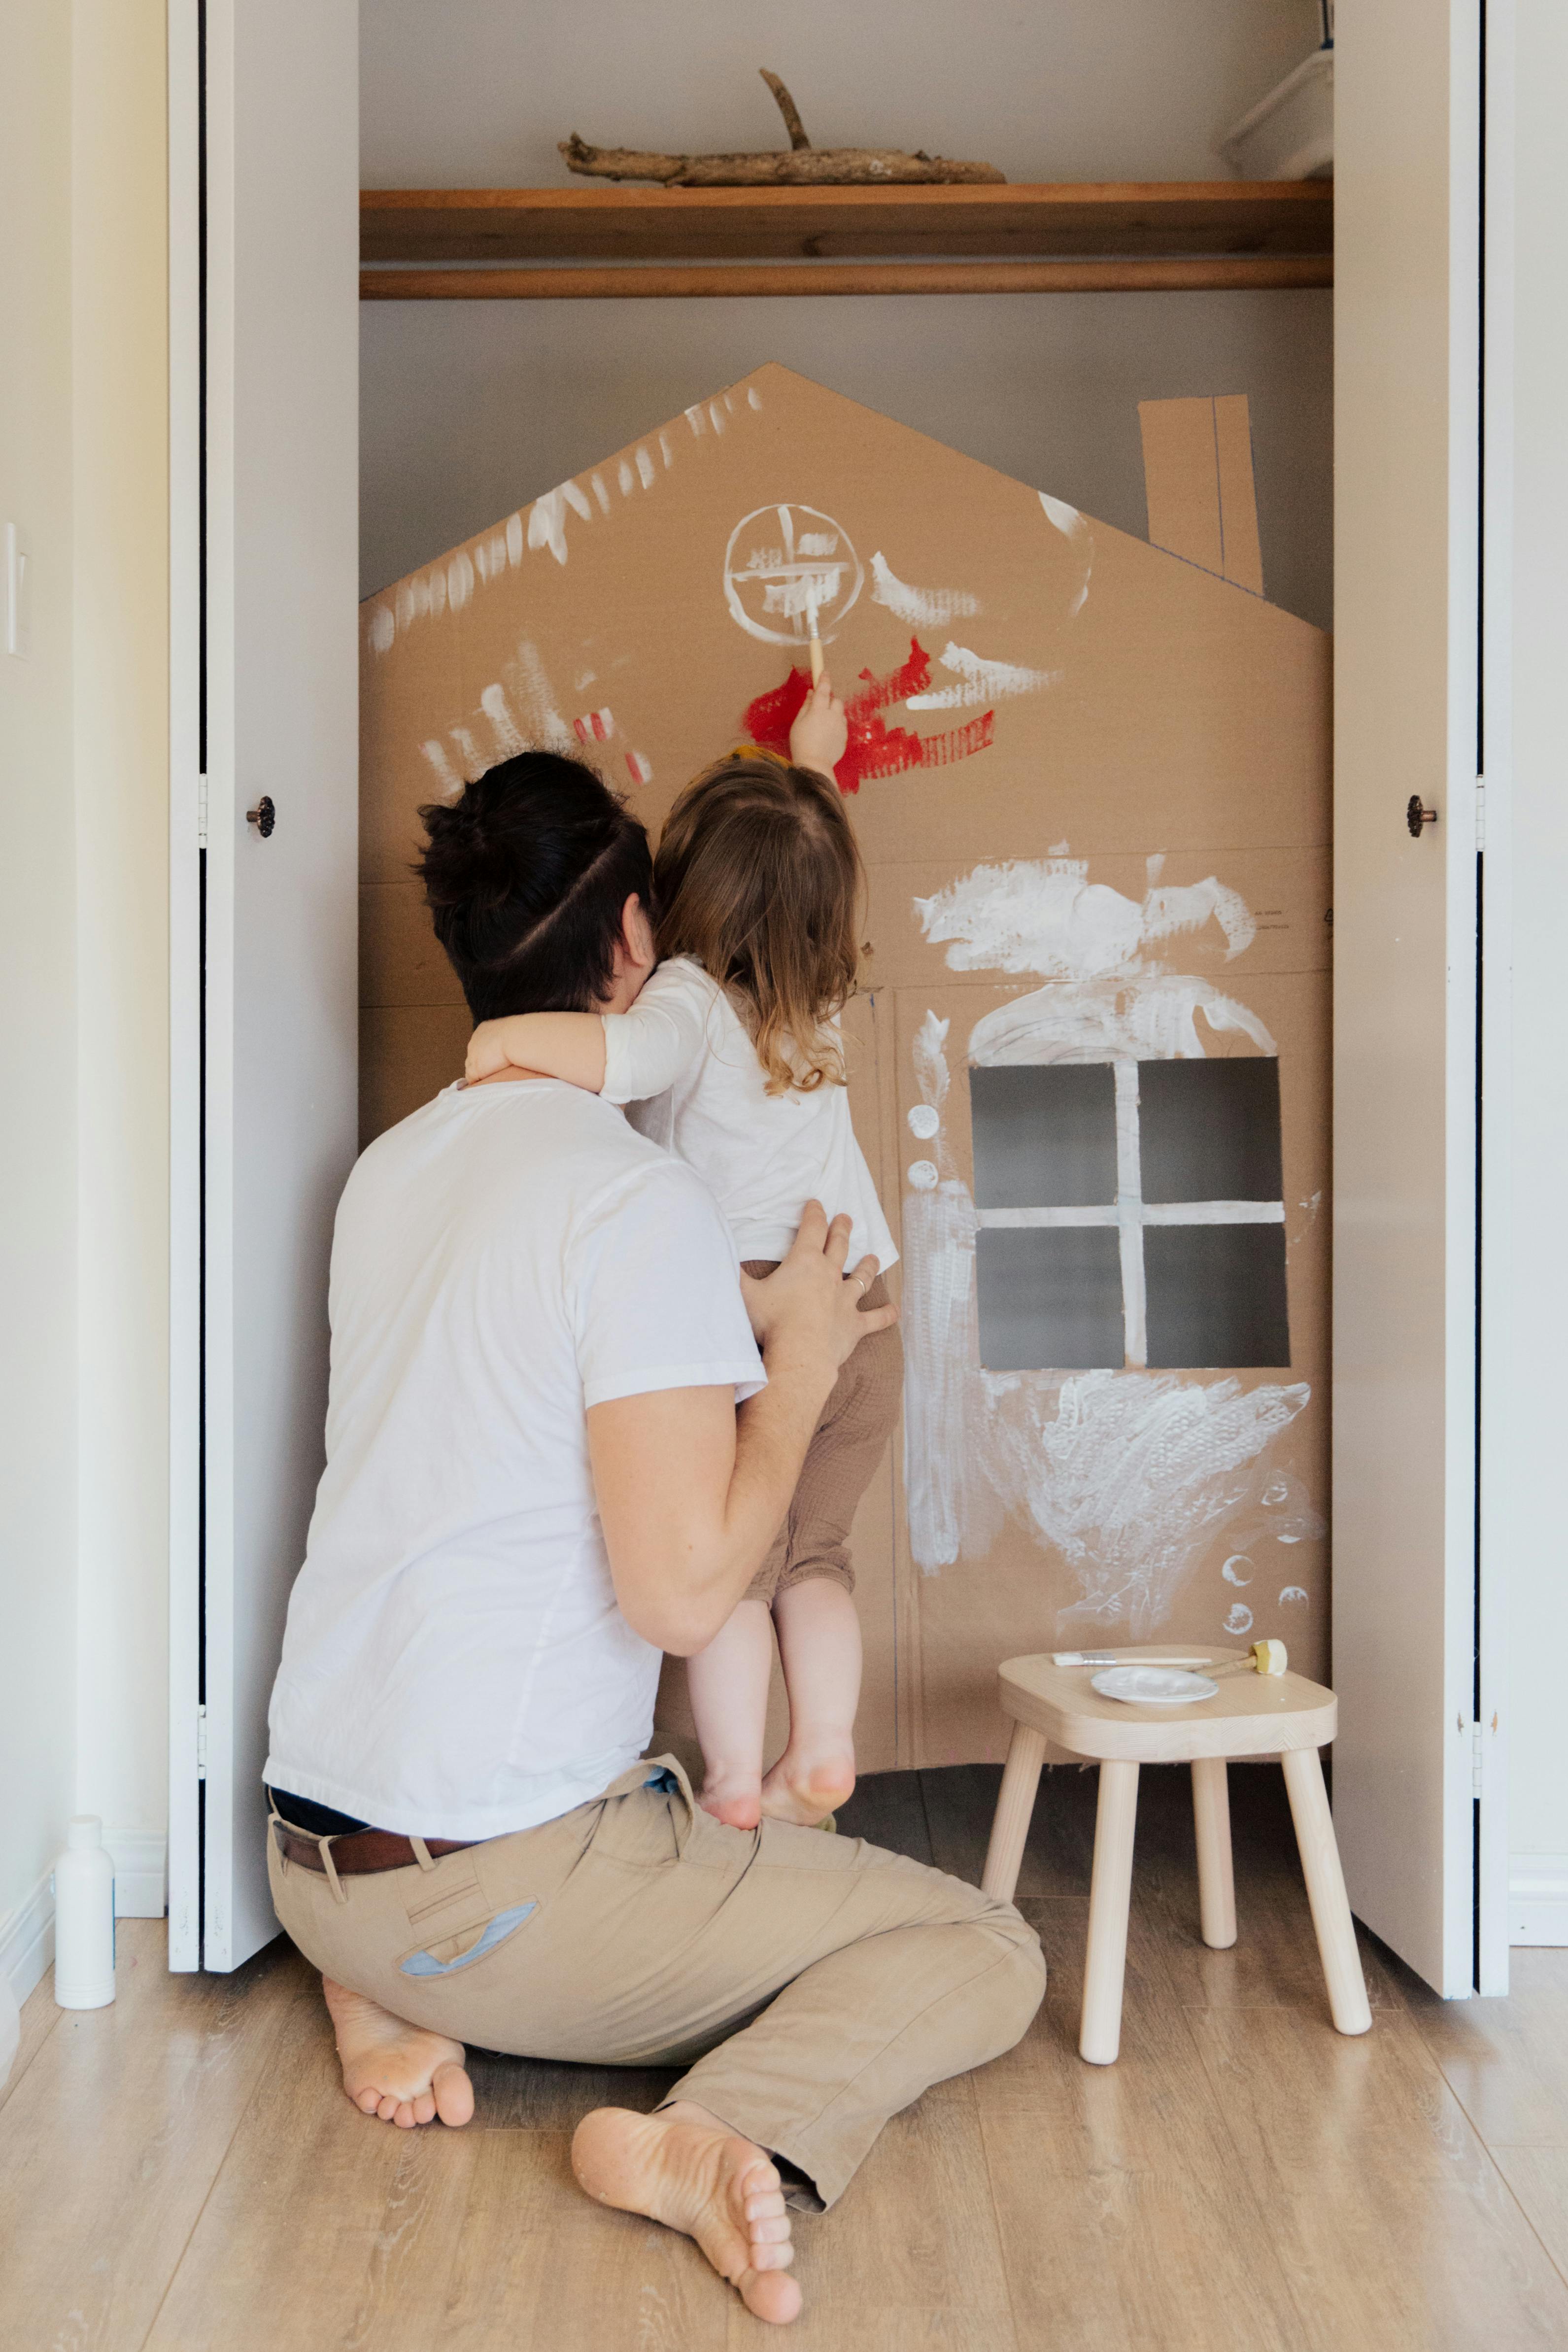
[[269, 1757, 1044, 2207]]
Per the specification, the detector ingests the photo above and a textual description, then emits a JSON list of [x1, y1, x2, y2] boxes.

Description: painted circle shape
[[1224, 1602, 1255, 1636], [907, 1159, 939, 1191], [723, 504, 864, 649], [907, 1104, 940, 1139]]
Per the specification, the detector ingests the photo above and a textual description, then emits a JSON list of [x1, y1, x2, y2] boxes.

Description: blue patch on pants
[[399, 1900, 537, 1977]]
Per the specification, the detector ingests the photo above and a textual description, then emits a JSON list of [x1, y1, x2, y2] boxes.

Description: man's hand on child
[[741, 1202, 897, 1385], [789, 674, 848, 779]]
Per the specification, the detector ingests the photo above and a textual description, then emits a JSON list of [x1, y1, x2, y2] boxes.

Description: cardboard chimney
[[360, 364, 1330, 1774]]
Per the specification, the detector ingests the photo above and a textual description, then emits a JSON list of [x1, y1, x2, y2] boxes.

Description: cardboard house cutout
[[360, 363, 1330, 1775]]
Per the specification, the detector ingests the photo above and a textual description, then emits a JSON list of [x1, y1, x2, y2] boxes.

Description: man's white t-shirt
[[264, 1078, 764, 1842], [602, 957, 898, 1276]]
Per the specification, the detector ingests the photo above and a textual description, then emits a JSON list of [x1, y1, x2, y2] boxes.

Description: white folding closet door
[[168, 0, 360, 1971], [1332, 0, 1502, 1996]]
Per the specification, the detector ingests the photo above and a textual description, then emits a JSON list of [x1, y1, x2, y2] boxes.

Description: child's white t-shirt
[[602, 957, 898, 1275]]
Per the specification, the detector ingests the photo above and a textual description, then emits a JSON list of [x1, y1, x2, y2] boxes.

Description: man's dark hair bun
[[418, 796, 511, 917], [413, 751, 651, 1023]]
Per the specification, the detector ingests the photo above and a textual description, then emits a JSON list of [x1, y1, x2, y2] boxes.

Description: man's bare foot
[[759, 1743, 855, 1829], [322, 1976, 475, 2130], [698, 1769, 762, 1832], [572, 2100, 802, 2324]]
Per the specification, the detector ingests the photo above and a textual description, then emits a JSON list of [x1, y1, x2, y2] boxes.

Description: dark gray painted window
[[969, 1064, 1118, 1208], [1143, 1224, 1291, 1367], [1138, 1057, 1284, 1202], [975, 1227, 1126, 1372]]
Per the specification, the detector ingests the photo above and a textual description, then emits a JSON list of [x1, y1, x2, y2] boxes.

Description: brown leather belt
[[272, 1820, 478, 1876]]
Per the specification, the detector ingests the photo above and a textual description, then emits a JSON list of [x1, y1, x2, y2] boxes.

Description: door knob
[[246, 796, 275, 838], [1406, 795, 1437, 839]]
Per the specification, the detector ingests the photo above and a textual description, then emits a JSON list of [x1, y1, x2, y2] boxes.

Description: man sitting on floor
[[262, 750, 1045, 2326]]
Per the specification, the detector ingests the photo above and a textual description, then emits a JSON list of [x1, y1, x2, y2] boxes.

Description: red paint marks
[[740, 637, 995, 794], [741, 666, 812, 751], [574, 706, 615, 743], [625, 750, 653, 786]]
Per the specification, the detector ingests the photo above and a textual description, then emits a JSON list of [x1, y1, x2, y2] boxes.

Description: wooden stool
[[980, 1646, 1373, 2064]]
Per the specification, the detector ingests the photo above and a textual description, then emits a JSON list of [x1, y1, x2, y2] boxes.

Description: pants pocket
[[398, 1900, 537, 1978]]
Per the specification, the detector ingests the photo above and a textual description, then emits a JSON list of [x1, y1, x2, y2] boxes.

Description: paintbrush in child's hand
[[804, 583, 824, 685]]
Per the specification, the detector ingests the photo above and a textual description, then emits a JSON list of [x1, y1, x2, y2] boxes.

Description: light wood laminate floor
[[4, 1765, 1568, 2350]]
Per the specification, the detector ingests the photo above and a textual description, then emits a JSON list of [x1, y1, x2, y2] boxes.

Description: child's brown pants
[[740, 1264, 903, 1606]]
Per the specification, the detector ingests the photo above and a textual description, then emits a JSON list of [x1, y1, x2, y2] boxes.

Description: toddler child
[[463, 677, 901, 1831]]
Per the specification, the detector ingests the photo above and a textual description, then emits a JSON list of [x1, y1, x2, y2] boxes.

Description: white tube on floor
[[53, 1816, 116, 2010], [0, 1967, 17, 2087]]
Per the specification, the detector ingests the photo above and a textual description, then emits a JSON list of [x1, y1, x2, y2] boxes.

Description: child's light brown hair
[[653, 755, 862, 1095]]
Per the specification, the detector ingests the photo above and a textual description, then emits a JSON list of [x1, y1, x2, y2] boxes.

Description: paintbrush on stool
[[1053, 1641, 1289, 1677]]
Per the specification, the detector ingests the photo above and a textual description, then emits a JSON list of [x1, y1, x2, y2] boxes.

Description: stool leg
[[982, 1724, 1049, 1901], [1191, 1757, 1237, 1949], [1080, 1759, 1139, 2066], [1281, 1747, 1373, 2036]]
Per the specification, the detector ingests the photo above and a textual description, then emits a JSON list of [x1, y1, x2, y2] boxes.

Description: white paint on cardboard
[[869, 550, 981, 628], [527, 479, 593, 566], [1038, 488, 1096, 615], [906, 643, 1059, 711]]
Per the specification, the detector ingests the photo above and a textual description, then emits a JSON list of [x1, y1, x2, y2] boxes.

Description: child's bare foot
[[698, 1768, 763, 1831], [322, 1976, 475, 2129], [759, 1743, 855, 1829], [572, 2100, 801, 2324]]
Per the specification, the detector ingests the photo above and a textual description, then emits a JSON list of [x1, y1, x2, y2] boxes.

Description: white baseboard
[[1, 1872, 56, 2008], [1509, 1853, 1568, 1946], [106, 1829, 168, 1921]]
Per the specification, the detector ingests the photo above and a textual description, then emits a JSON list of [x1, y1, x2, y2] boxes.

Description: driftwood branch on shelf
[[560, 68, 1006, 188], [758, 70, 811, 152]]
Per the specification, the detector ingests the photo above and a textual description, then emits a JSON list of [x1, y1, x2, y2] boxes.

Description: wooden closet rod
[[361, 254, 1331, 300]]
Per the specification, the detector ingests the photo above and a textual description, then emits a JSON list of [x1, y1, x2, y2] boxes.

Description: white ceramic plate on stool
[[1091, 1666, 1220, 1705]]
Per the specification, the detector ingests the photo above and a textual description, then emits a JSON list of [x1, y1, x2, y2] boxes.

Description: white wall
[[0, 0, 80, 2001], [1503, 0, 1568, 1943], [361, 0, 1324, 188], [0, 0, 170, 2000], [359, 0, 1333, 631], [70, 0, 170, 1925]]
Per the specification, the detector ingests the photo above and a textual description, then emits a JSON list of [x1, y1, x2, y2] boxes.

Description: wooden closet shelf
[[360, 180, 1333, 280]]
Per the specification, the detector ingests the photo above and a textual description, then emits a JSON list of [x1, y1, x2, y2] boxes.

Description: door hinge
[[196, 1703, 208, 1781], [1472, 1719, 1485, 1799], [1475, 775, 1486, 851], [197, 773, 209, 850]]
